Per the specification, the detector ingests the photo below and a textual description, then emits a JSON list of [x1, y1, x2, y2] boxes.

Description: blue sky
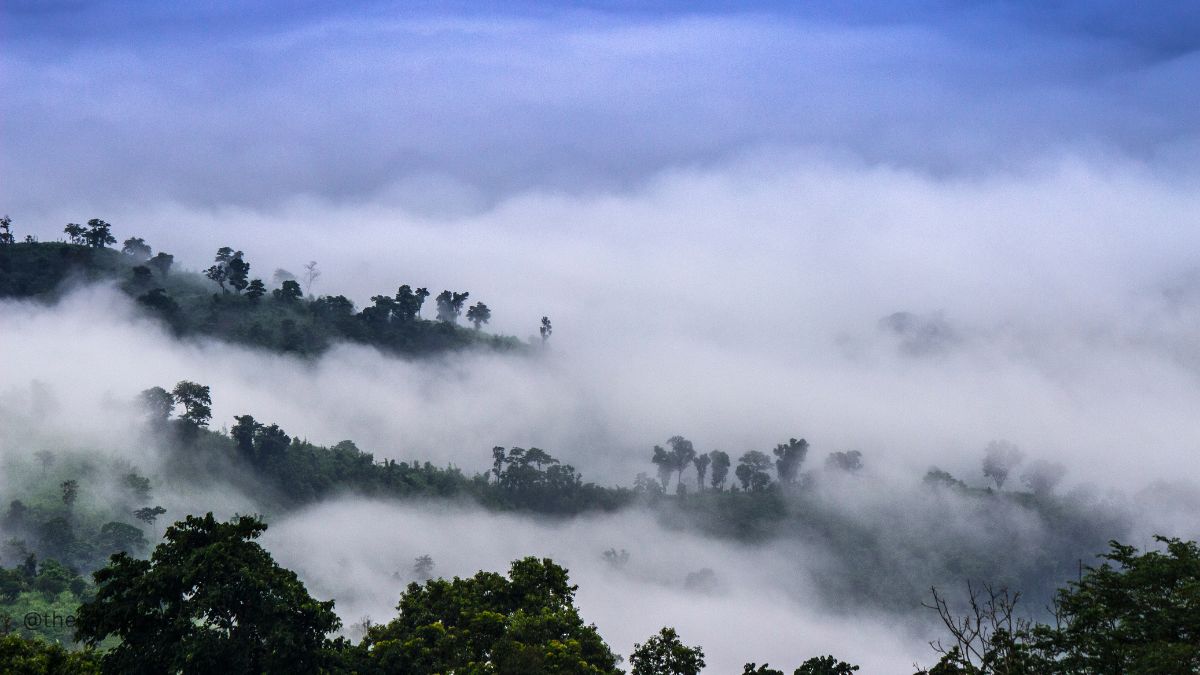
[[3, 1, 1199, 216]]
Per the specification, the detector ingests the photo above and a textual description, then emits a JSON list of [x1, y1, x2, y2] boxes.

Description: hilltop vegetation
[[0, 217, 526, 356]]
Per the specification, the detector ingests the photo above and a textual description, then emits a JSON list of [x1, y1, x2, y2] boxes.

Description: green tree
[[205, 247, 238, 292], [0, 633, 100, 674], [435, 290, 469, 324], [667, 436, 696, 489], [1038, 536, 1200, 673], [394, 284, 426, 321], [132, 506, 166, 525], [796, 655, 860, 675], [245, 278, 266, 301], [735, 451, 773, 491], [121, 237, 152, 259], [466, 301, 492, 329], [63, 223, 87, 245], [171, 381, 212, 428], [0, 215, 14, 245], [630, 627, 705, 675], [226, 252, 250, 293], [743, 664, 785, 675], [83, 219, 116, 248], [355, 556, 620, 674], [274, 279, 303, 302], [98, 521, 147, 555], [75, 513, 340, 675], [772, 437, 808, 485]]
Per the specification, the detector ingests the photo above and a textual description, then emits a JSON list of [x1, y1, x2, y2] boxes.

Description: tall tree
[[667, 436, 696, 488], [735, 451, 773, 492], [121, 237, 152, 259], [226, 252, 250, 293], [773, 437, 809, 485], [273, 279, 302, 302], [435, 290, 469, 323], [466, 301, 492, 330], [139, 386, 175, 424], [75, 513, 340, 674], [0, 215, 14, 245], [796, 656, 860, 675], [629, 627, 706, 675], [83, 219, 117, 248], [354, 557, 620, 674], [245, 278, 266, 301], [302, 261, 321, 295], [394, 285, 422, 321], [692, 453, 711, 491], [540, 316, 553, 343], [171, 381, 212, 428], [652, 445, 674, 491], [64, 223, 87, 244], [708, 450, 731, 490]]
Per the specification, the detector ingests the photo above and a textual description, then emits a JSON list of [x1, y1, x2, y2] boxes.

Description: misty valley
[[1, 228, 1197, 674]]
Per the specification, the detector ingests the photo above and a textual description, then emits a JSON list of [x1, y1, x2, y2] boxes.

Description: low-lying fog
[[3, 156, 1200, 671]]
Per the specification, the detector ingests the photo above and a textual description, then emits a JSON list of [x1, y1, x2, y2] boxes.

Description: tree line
[[2, 510, 1196, 673], [0, 217, 552, 356]]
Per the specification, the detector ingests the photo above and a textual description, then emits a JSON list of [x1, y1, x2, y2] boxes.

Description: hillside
[[0, 227, 524, 357]]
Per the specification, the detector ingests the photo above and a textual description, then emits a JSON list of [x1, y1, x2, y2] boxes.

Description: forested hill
[[0, 217, 528, 357]]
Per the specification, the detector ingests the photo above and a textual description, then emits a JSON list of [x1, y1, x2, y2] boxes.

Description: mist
[[3, 2, 1200, 671]]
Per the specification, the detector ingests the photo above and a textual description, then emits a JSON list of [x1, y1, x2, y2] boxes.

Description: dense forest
[[1, 219, 1197, 673]]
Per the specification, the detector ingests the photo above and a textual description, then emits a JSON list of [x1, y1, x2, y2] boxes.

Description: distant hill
[[0, 235, 524, 357]]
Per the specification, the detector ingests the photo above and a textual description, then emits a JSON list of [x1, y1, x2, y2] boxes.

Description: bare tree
[[921, 582, 1041, 674], [303, 261, 321, 295]]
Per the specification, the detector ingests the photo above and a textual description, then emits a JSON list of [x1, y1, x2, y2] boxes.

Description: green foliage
[[921, 537, 1200, 674], [735, 451, 773, 492], [352, 556, 620, 674], [466, 301, 491, 329], [170, 381, 211, 428], [629, 626, 705, 675], [488, 447, 629, 514], [795, 655, 860, 674], [0, 215, 14, 245], [772, 438, 808, 485], [82, 221, 116, 249], [1038, 536, 1200, 673], [743, 664, 785, 675], [0, 634, 100, 674], [0, 238, 522, 358], [75, 513, 340, 675]]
